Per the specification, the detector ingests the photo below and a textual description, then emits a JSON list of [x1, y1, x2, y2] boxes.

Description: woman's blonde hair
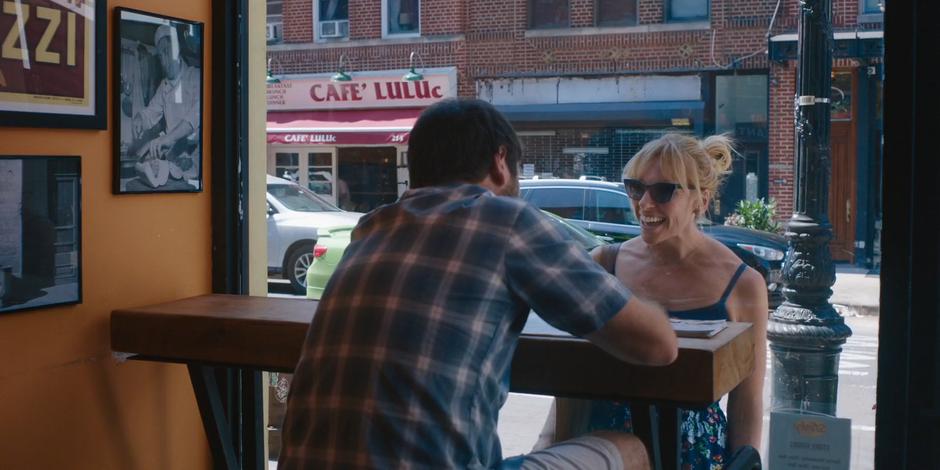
[[623, 133, 735, 213]]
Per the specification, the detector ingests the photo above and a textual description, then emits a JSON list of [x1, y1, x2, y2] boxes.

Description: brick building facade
[[266, 0, 883, 267]]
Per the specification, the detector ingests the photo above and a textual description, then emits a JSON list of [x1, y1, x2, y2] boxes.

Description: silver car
[[266, 175, 363, 293]]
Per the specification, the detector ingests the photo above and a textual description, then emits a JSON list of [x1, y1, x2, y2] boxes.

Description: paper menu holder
[[670, 319, 727, 338]]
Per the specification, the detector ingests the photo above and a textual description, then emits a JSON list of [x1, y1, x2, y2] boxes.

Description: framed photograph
[[0, 0, 107, 129], [0, 156, 82, 314], [113, 8, 203, 194]]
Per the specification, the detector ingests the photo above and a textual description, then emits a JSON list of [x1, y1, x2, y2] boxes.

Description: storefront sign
[[769, 411, 851, 470], [267, 131, 409, 146], [267, 68, 456, 110]]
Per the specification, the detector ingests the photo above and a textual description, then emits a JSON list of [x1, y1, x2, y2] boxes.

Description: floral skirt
[[583, 400, 728, 470]]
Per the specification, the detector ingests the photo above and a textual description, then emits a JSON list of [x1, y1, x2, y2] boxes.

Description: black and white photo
[[114, 8, 203, 194], [0, 156, 82, 314]]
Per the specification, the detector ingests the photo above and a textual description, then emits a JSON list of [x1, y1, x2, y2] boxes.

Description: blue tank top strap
[[719, 263, 748, 302]]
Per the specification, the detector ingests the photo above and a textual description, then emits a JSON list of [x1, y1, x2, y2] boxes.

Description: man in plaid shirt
[[278, 99, 678, 470]]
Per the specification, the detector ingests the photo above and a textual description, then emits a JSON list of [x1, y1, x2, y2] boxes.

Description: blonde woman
[[540, 133, 768, 469]]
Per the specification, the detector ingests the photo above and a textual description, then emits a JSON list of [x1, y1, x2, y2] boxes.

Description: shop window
[[385, 0, 420, 36], [715, 74, 768, 220], [307, 152, 335, 201], [596, 0, 638, 27], [831, 71, 854, 121], [317, 0, 349, 40], [667, 0, 709, 22], [529, 0, 569, 29], [338, 147, 398, 212]]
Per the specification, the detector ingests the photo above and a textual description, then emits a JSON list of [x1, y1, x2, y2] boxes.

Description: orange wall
[[0, 1, 214, 468]]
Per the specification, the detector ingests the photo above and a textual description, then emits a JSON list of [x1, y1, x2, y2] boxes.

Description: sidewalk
[[831, 265, 880, 316]]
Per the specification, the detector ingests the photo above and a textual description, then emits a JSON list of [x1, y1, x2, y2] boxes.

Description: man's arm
[[584, 296, 678, 366]]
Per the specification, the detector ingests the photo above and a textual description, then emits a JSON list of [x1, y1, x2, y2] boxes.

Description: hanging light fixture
[[402, 51, 424, 81], [331, 54, 352, 82], [266, 58, 281, 84]]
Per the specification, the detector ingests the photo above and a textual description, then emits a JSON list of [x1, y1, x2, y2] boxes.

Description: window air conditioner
[[266, 23, 281, 41], [320, 20, 349, 38]]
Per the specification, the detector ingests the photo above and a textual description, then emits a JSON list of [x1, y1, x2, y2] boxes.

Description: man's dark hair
[[408, 98, 521, 188]]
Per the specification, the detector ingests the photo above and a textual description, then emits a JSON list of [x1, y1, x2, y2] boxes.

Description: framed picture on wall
[[0, 0, 107, 129], [113, 8, 203, 194], [0, 156, 82, 314]]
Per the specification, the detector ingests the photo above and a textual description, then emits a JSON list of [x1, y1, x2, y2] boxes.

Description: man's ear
[[488, 145, 509, 187]]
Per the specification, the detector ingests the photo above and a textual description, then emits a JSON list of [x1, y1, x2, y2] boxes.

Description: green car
[[305, 224, 356, 300], [304, 210, 608, 300]]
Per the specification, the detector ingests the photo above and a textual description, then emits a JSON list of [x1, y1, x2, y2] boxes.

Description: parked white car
[[266, 175, 363, 293]]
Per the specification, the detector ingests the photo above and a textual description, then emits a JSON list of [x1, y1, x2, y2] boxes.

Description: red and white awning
[[266, 108, 421, 145]]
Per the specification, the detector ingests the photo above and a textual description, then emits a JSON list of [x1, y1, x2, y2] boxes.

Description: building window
[[529, 0, 569, 29], [385, 0, 420, 36], [667, 0, 709, 22], [861, 0, 883, 14], [596, 0, 637, 27], [266, 0, 283, 44], [317, 0, 349, 40]]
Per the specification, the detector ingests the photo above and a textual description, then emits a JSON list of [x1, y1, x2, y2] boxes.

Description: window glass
[[259, 0, 883, 466], [274, 152, 300, 182], [267, 183, 342, 212], [307, 152, 334, 200], [589, 190, 639, 224], [529, 0, 569, 29], [526, 188, 584, 219], [715, 75, 767, 134], [319, 0, 348, 20], [597, 0, 637, 27], [862, 0, 882, 14], [387, 0, 420, 34], [715, 74, 768, 220], [831, 71, 854, 121], [668, 0, 708, 21]]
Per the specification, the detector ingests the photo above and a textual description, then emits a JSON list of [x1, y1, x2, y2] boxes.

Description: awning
[[266, 108, 422, 145], [497, 100, 705, 133], [769, 30, 883, 61]]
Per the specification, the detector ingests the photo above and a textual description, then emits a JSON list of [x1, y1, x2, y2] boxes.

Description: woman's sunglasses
[[622, 179, 685, 204]]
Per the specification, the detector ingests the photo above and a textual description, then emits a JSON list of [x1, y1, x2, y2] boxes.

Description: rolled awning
[[266, 108, 422, 145], [769, 30, 883, 61]]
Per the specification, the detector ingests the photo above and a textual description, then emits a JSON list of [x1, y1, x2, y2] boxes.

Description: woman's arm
[[726, 267, 769, 453]]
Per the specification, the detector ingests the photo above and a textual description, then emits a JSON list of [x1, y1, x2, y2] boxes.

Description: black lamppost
[[767, 0, 853, 415]]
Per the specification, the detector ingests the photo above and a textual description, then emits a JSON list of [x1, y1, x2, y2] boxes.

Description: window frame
[[313, 0, 350, 42], [665, 0, 710, 23], [528, 0, 570, 30], [382, 0, 421, 38]]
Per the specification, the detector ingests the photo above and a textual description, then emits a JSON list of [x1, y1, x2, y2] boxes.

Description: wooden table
[[112, 294, 755, 470]]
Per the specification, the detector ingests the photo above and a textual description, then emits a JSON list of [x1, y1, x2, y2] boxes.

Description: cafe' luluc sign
[[266, 68, 457, 110]]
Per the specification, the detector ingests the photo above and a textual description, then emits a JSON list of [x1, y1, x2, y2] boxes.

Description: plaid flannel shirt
[[278, 184, 631, 469]]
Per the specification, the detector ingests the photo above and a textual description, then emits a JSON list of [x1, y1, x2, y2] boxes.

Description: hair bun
[[702, 134, 734, 174]]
